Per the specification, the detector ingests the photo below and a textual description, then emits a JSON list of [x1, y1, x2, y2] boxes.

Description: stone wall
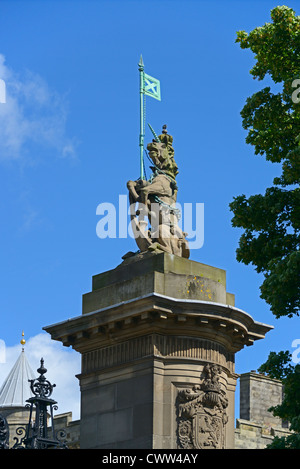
[[52, 412, 80, 449], [0, 407, 32, 448], [235, 371, 292, 449], [49, 372, 294, 449], [235, 419, 292, 449]]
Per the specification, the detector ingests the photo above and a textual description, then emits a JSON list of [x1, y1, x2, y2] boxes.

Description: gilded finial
[[20, 331, 26, 349]]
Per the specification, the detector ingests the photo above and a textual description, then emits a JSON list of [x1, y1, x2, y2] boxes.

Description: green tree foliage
[[229, 5, 300, 319], [233, 5, 300, 449], [258, 352, 300, 449]]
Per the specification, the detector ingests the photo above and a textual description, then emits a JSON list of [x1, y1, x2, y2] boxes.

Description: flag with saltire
[[143, 73, 161, 101]]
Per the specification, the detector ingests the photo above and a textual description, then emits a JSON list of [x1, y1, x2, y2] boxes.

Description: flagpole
[[138, 55, 145, 180]]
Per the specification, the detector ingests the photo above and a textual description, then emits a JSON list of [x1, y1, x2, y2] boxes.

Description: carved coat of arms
[[176, 364, 228, 449]]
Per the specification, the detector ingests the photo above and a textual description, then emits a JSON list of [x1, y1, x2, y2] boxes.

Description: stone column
[[44, 252, 273, 449]]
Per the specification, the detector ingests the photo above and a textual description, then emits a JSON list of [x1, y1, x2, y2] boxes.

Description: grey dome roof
[[0, 350, 36, 408]]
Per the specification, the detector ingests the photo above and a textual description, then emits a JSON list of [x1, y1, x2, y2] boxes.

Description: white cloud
[[16, 189, 49, 235], [0, 332, 81, 421], [0, 54, 77, 161]]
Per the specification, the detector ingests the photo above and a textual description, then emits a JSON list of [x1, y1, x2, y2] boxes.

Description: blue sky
[[0, 0, 299, 421]]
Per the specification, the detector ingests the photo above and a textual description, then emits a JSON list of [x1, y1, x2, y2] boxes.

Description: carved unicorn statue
[[126, 125, 189, 259]]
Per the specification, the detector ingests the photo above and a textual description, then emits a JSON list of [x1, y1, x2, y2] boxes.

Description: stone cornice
[[44, 293, 273, 354]]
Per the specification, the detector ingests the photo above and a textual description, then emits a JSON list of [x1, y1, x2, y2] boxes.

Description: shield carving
[[192, 407, 224, 449], [176, 364, 228, 450]]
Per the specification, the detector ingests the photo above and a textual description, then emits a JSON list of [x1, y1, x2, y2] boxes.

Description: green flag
[[138, 56, 161, 179], [143, 72, 161, 101]]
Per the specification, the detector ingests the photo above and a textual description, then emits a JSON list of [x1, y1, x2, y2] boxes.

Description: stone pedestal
[[44, 252, 273, 449]]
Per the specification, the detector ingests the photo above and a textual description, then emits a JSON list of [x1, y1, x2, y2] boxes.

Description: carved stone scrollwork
[[176, 364, 228, 449]]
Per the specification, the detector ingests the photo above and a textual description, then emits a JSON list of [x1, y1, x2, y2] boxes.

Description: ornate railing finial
[[1, 358, 67, 450], [29, 357, 56, 399]]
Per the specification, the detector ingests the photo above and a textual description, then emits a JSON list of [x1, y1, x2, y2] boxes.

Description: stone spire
[[0, 332, 35, 408]]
